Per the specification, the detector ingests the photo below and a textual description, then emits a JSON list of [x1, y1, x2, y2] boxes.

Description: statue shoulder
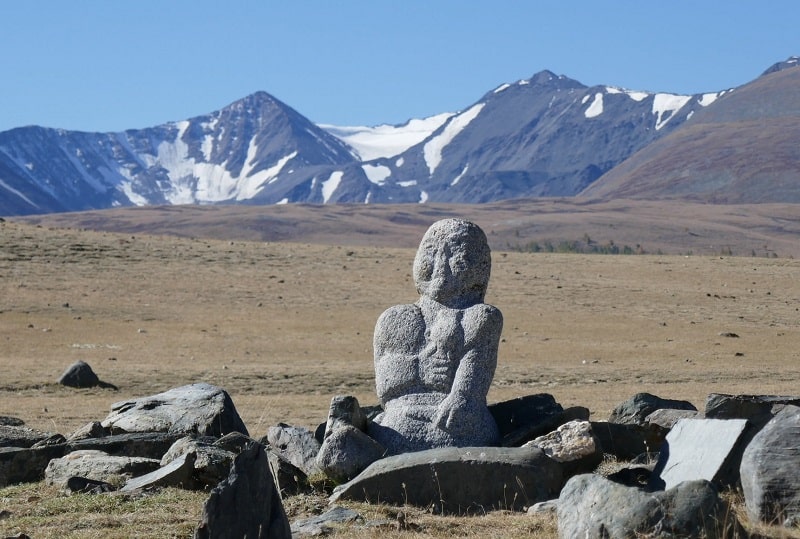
[[462, 303, 503, 340], [376, 303, 422, 329]]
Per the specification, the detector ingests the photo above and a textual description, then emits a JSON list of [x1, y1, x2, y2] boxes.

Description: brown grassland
[[1, 203, 799, 537]]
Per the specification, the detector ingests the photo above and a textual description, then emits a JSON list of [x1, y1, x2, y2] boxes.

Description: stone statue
[[369, 218, 502, 454]]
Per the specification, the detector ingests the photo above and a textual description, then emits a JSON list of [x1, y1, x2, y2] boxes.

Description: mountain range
[[1, 57, 798, 216]]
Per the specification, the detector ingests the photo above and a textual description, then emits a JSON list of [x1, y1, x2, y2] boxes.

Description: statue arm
[[373, 305, 424, 404]]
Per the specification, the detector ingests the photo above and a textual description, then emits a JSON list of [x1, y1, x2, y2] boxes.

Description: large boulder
[[557, 474, 744, 538], [44, 450, 160, 488], [650, 418, 749, 490], [740, 404, 800, 527], [330, 445, 562, 514], [101, 383, 248, 437], [195, 442, 291, 539]]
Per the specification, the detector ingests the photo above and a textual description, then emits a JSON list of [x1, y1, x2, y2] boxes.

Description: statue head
[[412, 219, 491, 308]]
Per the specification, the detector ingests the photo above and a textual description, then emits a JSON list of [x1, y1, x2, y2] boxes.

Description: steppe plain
[[2, 199, 799, 537]]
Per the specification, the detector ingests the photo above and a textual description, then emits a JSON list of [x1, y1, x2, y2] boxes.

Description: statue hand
[[434, 393, 468, 432]]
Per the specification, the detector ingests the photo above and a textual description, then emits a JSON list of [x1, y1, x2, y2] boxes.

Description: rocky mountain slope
[[1, 58, 797, 215]]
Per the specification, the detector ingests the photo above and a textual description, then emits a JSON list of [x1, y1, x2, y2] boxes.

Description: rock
[[740, 404, 800, 527], [371, 219, 502, 454], [67, 432, 184, 460], [609, 392, 697, 426], [590, 421, 663, 460], [525, 420, 602, 475], [488, 393, 570, 446], [212, 431, 253, 454], [267, 450, 310, 497], [0, 444, 66, 487], [0, 417, 24, 426], [121, 451, 197, 492], [65, 476, 116, 494], [58, 360, 117, 389], [557, 474, 744, 538], [32, 434, 67, 448], [291, 506, 361, 537], [650, 418, 749, 490], [316, 425, 386, 483], [527, 499, 558, 515], [66, 421, 110, 442], [161, 436, 236, 489], [102, 383, 248, 437], [705, 393, 800, 428], [263, 423, 321, 477], [195, 442, 290, 539], [44, 449, 160, 488], [0, 425, 60, 448], [331, 445, 563, 514], [323, 395, 369, 433], [645, 408, 701, 431]]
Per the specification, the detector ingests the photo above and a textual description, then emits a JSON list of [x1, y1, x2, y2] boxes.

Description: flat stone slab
[[330, 445, 562, 514], [0, 425, 59, 449], [652, 418, 748, 490], [45, 450, 160, 488]]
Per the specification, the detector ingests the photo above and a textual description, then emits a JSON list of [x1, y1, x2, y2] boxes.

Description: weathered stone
[[161, 436, 236, 489], [0, 416, 24, 426], [527, 499, 559, 515], [102, 383, 248, 437], [324, 395, 369, 433], [609, 392, 697, 426], [557, 474, 744, 538], [0, 425, 59, 448], [331, 445, 562, 514], [740, 405, 800, 527], [32, 434, 67, 448], [58, 360, 100, 388], [291, 506, 361, 537], [591, 421, 663, 460], [67, 432, 184, 460], [705, 393, 800, 427], [489, 393, 567, 446], [65, 476, 116, 494], [645, 408, 701, 431], [316, 425, 386, 483], [212, 431, 254, 454], [263, 423, 321, 477], [44, 450, 160, 488], [121, 451, 197, 492], [371, 219, 502, 454], [651, 418, 749, 490], [0, 444, 66, 487], [267, 450, 310, 497], [66, 421, 109, 442], [195, 442, 290, 539], [525, 420, 601, 475]]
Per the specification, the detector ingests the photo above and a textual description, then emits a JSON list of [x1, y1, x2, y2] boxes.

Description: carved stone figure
[[369, 218, 502, 453]]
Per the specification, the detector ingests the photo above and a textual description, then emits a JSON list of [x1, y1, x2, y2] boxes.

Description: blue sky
[[1, 1, 798, 133]]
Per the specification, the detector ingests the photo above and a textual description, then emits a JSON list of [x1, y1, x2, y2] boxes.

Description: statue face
[[413, 219, 490, 308]]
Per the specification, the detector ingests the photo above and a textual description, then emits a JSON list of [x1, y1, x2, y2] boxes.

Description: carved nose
[[432, 245, 452, 279]]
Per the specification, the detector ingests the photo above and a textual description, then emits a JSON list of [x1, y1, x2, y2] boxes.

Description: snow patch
[[626, 90, 649, 102], [395, 157, 404, 167], [276, 198, 289, 205], [0, 177, 39, 208], [398, 180, 417, 187], [423, 103, 485, 175], [581, 94, 591, 105], [201, 134, 214, 161], [451, 164, 469, 186], [493, 83, 511, 94], [605, 87, 622, 94], [321, 112, 453, 161], [517, 79, 529, 86], [652, 93, 692, 130], [322, 171, 342, 203], [419, 190, 428, 203], [584, 93, 604, 118], [698, 93, 719, 107], [362, 164, 391, 185]]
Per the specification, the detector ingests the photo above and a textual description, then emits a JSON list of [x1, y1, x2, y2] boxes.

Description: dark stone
[[121, 451, 198, 491], [267, 450, 311, 497], [58, 360, 100, 387], [195, 442, 291, 539], [65, 476, 116, 494], [331, 445, 563, 514], [67, 432, 184, 460], [590, 421, 664, 460], [740, 405, 800, 527], [0, 417, 24, 427], [489, 393, 564, 439], [557, 474, 745, 538], [0, 444, 66, 487], [609, 392, 697, 426], [262, 423, 320, 477], [0, 425, 60, 449], [705, 393, 800, 428], [161, 437, 236, 490], [213, 431, 254, 454]]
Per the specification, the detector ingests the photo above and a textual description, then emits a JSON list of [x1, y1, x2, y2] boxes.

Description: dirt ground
[[1, 219, 798, 438]]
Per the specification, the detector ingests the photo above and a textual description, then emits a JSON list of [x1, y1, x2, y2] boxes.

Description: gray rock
[[67, 432, 184, 460], [58, 360, 101, 388], [0, 425, 60, 448], [267, 450, 310, 497], [161, 436, 236, 489], [316, 425, 386, 483], [651, 418, 749, 490], [488, 393, 568, 446], [645, 408, 701, 431], [371, 219, 502, 454], [263, 423, 321, 477], [66, 421, 110, 442], [121, 451, 197, 492], [0, 444, 66, 487], [195, 442, 290, 539], [527, 499, 559, 515], [101, 383, 248, 437], [323, 395, 369, 433], [705, 393, 800, 427], [525, 420, 602, 475], [65, 476, 116, 494], [557, 474, 744, 538], [291, 506, 361, 537], [0, 416, 24, 426], [740, 405, 800, 526], [331, 445, 562, 514], [44, 450, 160, 488], [609, 392, 697, 426]]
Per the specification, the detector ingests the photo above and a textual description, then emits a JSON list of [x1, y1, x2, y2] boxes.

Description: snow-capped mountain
[[0, 58, 796, 216]]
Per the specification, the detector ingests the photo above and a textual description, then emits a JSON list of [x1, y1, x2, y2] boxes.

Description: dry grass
[[1, 217, 799, 537]]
